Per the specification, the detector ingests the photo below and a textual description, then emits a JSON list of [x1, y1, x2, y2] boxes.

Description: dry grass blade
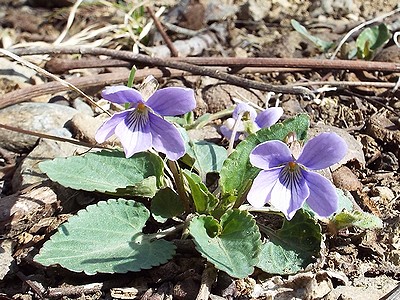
[[53, 0, 84, 45]]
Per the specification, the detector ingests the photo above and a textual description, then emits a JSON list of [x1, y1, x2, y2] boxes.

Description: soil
[[0, 0, 399, 299]]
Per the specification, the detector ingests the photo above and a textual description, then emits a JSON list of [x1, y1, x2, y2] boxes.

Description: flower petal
[[114, 111, 151, 158], [255, 107, 283, 128], [302, 170, 338, 217], [220, 125, 241, 141], [146, 87, 196, 116], [250, 140, 293, 170], [95, 110, 130, 143], [247, 167, 283, 208], [220, 118, 245, 140], [269, 167, 310, 220], [148, 113, 185, 160], [297, 132, 348, 170], [233, 103, 257, 121], [102, 86, 143, 105]]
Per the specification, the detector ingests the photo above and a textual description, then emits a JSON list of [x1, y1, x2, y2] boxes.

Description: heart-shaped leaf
[[185, 140, 228, 179], [35, 199, 176, 274], [39, 151, 164, 197], [257, 210, 321, 275], [356, 23, 391, 60], [189, 209, 261, 278]]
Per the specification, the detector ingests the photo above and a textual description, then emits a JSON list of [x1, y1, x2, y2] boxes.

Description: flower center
[[287, 161, 299, 172], [136, 102, 147, 113]]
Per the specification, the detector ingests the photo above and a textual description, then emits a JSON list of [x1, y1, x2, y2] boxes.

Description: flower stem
[[146, 223, 185, 240], [167, 160, 191, 213], [227, 111, 244, 155]]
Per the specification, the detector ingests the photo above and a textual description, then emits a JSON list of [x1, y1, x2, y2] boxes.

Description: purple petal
[[148, 113, 185, 160], [255, 107, 283, 128], [297, 132, 348, 170], [302, 170, 338, 217], [233, 103, 257, 121], [95, 110, 130, 143], [102, 86, 143, 105], [247, 167, 283, 208], [114, 111, 152, 158], [250, 140, 293, 170], [146, 87, 196, 116], [220, 125, 241, 141], [220, 118, 244, 140], [269, 167, 310, 220]]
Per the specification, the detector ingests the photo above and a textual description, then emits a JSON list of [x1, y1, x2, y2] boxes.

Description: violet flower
[[95, 82, 196, 160], [247, 132, 348, 220], [220, 103, 283, 140]]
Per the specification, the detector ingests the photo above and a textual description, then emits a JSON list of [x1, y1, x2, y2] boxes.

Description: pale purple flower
[[95, 84, 196, 160], [220, 103, 283, 140], [247, 132, 348, 220]]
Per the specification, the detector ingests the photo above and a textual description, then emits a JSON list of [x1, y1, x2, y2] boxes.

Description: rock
[[73, 98, 94, 116], [67, 113, 104, 145], [202, 84, 263, 114], [11, 136, 90, 191], [332, 165, 363, 191], [187, 125, 221, 143], [0, 102, 79, 152], [0, 58, 36, 83]]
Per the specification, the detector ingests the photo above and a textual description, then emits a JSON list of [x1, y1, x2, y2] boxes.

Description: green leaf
[[291, 19, 334, 52], [331, 211, 383, 230], [35, 199, 176, 274], [183, 170, 218, 214], [185, 141, 228, 179], [257, 210, 321, 275], [151, 187, 184, 223], [356, 23, 391, 60], [39, 150, 164, 197], [189, 209, 261, 278], [127, 65, 137, 88], [219, 114, 309, 199]]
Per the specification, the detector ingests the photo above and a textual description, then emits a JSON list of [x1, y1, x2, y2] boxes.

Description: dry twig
[[5, 46, 312, 95]]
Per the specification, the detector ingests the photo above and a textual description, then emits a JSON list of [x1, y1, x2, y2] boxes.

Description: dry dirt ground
[[0, 0, 399, 299]]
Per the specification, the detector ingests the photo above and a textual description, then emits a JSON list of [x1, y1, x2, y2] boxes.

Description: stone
[[73, 98, 94, 116], [0, 57, 36, 83], [11, 136, 90, 191], [0, 102, 79, 152], [332, 165, 363, 191], [67, 113, 118, 146]]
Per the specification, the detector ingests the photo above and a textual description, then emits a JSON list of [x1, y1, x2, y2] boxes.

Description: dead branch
[[0, 68, 187, 109], [5, 46, 311, 95], [7, 46, 400, 72]]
